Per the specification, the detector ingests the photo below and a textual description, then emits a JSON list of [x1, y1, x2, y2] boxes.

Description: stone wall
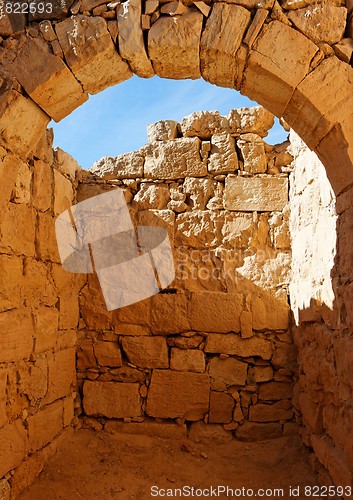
[[0, 132, 83, 497], [290, 133, 353, 486], [76, 107, 297, 442]]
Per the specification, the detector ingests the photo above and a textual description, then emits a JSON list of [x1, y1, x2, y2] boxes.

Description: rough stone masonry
[[76, 106, 297, 443]]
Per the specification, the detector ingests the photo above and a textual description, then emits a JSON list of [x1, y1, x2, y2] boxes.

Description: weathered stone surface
[[0, 203, 36, 256], [228, 106, 274, 137], [205, 334, 272, 360], [28, 401, 63, 453], [0, 255, 23, 312], [148, 12, 203, 79], [170, 348, 205, 373], [0, 420, 28, 477], [201, 3, 251, 88], [271, 343, 297, 371], [0, 479, 10, 500], [0, 309, 33, 362], [133, 183, 170, 210], [147, 120, 179, 142], [90, 152, 144, 179], [181, 111, 228, 139], [209, 392, 234, 423], [175, 211, 221, 248], [33, 307, 59, 354], [0, 370, 7, 429], [117, 0, 154, 78], [183, 178, 214, 210], [235, 421, 282, 441], [238, 138, 267, 174], [83, 381, 142, 418], [12, 162, 32, 203], [53, 170, 74, 215], [288, 5, 347, 45], [242, 21, 317, 116], [224, 176, 288, 212], [209, 132, 238, 174], [240, 310, 253, 339], [251, 366, 273, 383], [249, 403, 293, 422], [8, 36, 88, 121], [121, 337, 169, 368], [251, 290, 290, 330], [208, 357, 248, 386], [56, 16, 132, 94], [94, 341, 122, 367], [32, 160, 52, 212], [151, 292, 189, 334], [188, 421, 232, 444], [43, 349, 76, 404], [54, 147, 80, 180], [259, 381, 292, 401], [144, 138, 206, 179], [36, 212, 60, 262], [190, 292, 242, 332], [147, 370, 210, 419]]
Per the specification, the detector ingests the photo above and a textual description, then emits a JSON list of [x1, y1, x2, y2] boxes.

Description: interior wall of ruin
[[289, 133, 353, 485], [0, 133, 83, 498], [76, 108, 298, 441]]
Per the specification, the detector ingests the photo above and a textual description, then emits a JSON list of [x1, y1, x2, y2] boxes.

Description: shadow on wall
[[289, 132, 353, 487]]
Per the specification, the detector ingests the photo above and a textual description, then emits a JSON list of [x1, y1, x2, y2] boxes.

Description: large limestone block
[[200, 3, 251, 88], [121, 337, 169, 368], [190, 291, 242, 332], [94, 341, 122, 367], [0, 309, 33, 363], [28, 400, 63, 453], [209, 132, 238, 174], [251, 289, 290, 330], [144, 138, 206, 179], [56, 16, 132, 95], [8, 36, 88, 121], [83, 381, 142, 418], [0, 154, 19, 216], [0, 88, 49, 158], [32, 160, 52, 212], [208, 357, 248, 386], [0, 203, 36, 256], [238, 138, 267, 174], [151, 292, 189, 334], [0, 255, 23, 312], [0, 420, 28, 478], [90, 152, 144, 179], [284, 57, 353, 150], [133, 183, 170, 210], [228, 106, 274, 137], [147, 120, 180, 142], [241, 21, 318, 116], [146, 370, 210, 419], [288, 5, 347, 45], [33, 306, 59, 354], [148, 12, 203, 79], [224, 176, 288, 212], [117, 0, 154, 78], [249, 403, 293, 422], [43, 348, 76, 404], [181, 111, 228, 139], [205, 334, 272, 360], [170, 348, 205, 373], [175, 211, 221, 248], [183, 178, 214, 210], [209, 392, 234, 424]]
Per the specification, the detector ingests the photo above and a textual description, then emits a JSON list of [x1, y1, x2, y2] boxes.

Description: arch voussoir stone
[[55, 15, 133, 95]]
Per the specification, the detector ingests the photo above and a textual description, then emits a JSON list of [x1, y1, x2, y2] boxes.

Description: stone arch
[[0, 2, 352, 193]]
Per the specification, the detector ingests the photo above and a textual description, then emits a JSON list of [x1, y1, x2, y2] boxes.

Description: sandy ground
[[19, 429, 319, 500]]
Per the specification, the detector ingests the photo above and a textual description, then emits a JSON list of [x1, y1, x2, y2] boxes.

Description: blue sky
[[52, 76, 287, 170]]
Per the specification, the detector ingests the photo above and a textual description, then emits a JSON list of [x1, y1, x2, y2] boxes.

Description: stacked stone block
[[0, 133, 83, 497], [77, 107, 297, 442]]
